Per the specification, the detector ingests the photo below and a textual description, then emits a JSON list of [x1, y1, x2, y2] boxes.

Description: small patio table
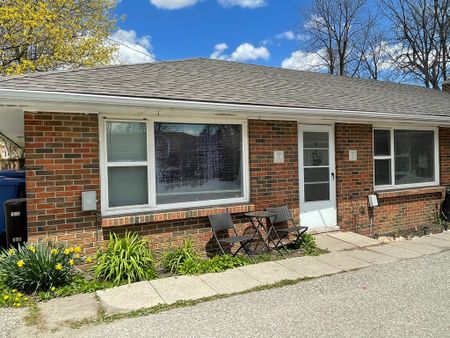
[[244, 210, 278, 252]]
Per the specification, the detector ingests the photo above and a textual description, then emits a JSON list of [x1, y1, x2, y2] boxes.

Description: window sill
[[101, 203, 256, 228], [376, 186, 445, 199]]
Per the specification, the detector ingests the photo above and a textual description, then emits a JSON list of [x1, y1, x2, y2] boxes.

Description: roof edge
[[0, 88, 448, 125]]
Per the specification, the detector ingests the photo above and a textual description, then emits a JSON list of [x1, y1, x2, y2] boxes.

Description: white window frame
[[99, 116, 250, 216], [373, 125, 439, 191]]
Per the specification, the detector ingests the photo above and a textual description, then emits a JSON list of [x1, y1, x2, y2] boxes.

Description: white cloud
[[218, 0, 266, 8], [149, 0, 199, 10], [281, 50, 325, 71], [210, 43, 229, 60], [111, 29, 155, 64], [211, 42, 270, 62], [276, 31, 296, 41]]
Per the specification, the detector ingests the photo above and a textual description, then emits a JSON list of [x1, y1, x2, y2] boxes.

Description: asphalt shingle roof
[[0, 58, 449, 117]]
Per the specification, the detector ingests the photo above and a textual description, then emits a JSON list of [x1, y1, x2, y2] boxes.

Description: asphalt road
[[47, 250, 450, 338]]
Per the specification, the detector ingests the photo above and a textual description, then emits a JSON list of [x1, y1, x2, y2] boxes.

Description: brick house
[[0, 58, 449, 254]]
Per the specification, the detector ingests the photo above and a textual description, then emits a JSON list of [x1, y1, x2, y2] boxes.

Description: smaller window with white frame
[[373, 128, 439, 190]]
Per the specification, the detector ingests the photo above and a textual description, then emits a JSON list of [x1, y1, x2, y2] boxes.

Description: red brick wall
[[335, 123, 446, 236], [335, 123, 374, 232], [249, 120, 299, 215], [24, 115, 300, 255], [24, 112, 100, 254], [104, 119, 301, 254]]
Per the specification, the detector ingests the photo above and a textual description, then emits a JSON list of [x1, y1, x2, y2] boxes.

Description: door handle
[[331, 172, 335, 180]]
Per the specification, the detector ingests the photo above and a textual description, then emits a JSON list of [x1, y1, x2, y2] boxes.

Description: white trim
[[373, 126, 440, 191], [1, 88, 450, 125], [99, 114, 250, 216]]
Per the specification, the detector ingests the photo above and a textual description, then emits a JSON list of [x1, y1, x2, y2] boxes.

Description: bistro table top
[[244, 210, 277, 218]]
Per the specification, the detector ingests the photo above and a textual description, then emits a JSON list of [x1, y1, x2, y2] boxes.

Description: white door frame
[[298, 124, 337, 229]]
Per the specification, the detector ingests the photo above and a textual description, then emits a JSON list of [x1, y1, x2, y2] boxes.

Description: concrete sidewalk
[[32, 231, 450, 331]]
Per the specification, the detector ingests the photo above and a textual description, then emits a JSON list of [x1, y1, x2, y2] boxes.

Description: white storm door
[[299, 125, 337, 229]]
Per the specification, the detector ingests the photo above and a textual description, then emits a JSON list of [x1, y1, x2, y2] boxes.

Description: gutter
[[0, 88, 449, 125]]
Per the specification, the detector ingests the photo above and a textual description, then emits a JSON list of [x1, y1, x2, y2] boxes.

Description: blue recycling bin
[[0, 177, 26, 248], [0, 170, 25, 179]]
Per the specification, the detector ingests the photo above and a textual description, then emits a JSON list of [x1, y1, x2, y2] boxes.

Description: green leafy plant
[[296, 233, 325, 256], [37, 274, 114, 301], [160, 239, 201, 274], [200, 255, 249, 273], [0, 243, 84, 293], [95, 232, 157, 285], [0, 286, 31, 308]]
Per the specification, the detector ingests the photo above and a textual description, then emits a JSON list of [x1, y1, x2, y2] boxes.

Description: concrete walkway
[[30, 231, 450, 332]]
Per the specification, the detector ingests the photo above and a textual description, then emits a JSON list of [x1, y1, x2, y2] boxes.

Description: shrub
[[0, 243, 84, 293], [160, 239, 201, 274], [95, 232, 157, 285]]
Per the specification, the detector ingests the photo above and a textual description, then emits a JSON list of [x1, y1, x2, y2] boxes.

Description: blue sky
[[112, 0, 308, 69]]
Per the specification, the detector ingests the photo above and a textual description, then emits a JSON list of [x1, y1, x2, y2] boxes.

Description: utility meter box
[[368, 194, 378, 208], [81, 191, 97, 211]]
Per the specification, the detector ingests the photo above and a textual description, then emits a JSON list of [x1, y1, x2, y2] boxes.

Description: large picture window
[[102, 119, 248, 214], [373, 128, 438, 189]]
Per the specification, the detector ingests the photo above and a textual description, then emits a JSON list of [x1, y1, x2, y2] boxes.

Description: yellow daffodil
[[12, 289, 17, 293], [8, 249, 15, 256], [28, 246, 36, 253], [86, 257, 93, 263], [17, 260, 24, 268], [69, 259, 75, 266], [17, 293, 22, 297], [51, 249, 58, 255], [24, 297, 28, 301], [74, 247, 81, 253], [3, 295, 9, 300], [51, 287, 56, 292], [63, 248, 71, 255], [74, 254, 80, 259], [55, 263, 63, 270], [14, 297, 19, 301], [15, 303, 20, 307]]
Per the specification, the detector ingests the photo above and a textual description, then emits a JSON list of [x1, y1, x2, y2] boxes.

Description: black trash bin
[[4, 198, 27, 248]]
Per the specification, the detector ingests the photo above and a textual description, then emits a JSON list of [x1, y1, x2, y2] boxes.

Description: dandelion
[[86, 256, 93, 263], [74, 247, 81, 253], [69, 259, 75, 266], [51, 249, 58, 255], [28, 246, 36, 253], [17, 260, 24, 268], [3, 295, 9, 300], [8, 249, 15, 256], [55, 263, 63, 270], [51, 287, 56, 292]]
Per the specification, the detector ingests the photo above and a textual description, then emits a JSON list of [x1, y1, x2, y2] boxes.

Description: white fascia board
[[0, 88, 449, 125]]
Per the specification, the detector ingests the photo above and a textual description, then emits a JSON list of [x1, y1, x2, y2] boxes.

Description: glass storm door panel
[[299, 125, 337, 229]]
